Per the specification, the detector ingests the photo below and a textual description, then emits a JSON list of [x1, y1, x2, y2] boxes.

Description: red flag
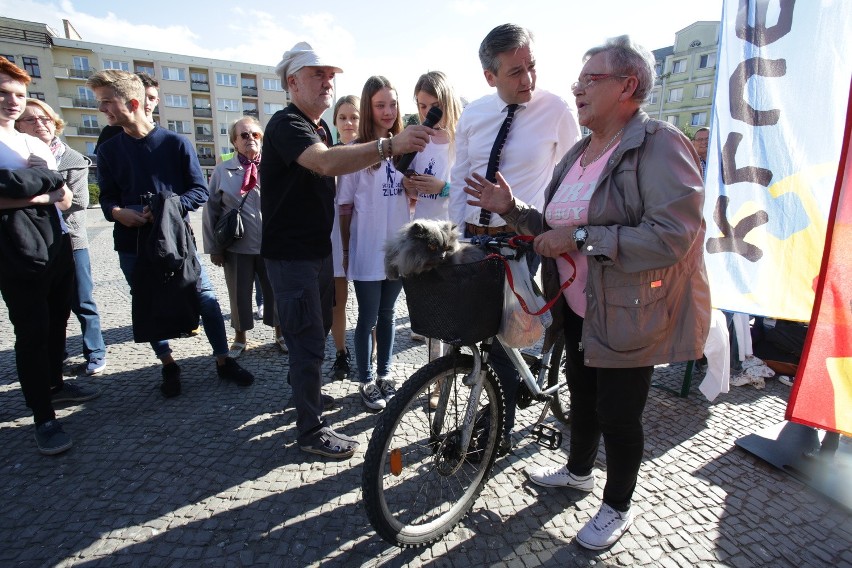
[[786, 77, 852, 436]]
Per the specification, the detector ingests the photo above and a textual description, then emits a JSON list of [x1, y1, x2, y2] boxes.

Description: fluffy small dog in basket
[[384, 219, 486, 279]]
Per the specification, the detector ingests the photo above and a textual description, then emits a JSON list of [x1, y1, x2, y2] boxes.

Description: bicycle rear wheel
[[362, 352, 504, 547], [547, 334, 571, 425]]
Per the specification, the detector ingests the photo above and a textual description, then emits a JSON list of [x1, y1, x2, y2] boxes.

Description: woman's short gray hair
[[584, 35, 656, 103], [228, 116, 262, 145]]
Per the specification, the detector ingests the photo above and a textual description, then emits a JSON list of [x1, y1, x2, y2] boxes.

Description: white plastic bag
[[497, 257, 552, 348]]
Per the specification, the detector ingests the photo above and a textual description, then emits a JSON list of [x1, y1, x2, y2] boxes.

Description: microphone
[[395, 106, 443, 174]]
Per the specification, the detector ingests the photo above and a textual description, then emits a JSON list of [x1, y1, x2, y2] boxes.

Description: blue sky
[[4, 0, 723, 112]]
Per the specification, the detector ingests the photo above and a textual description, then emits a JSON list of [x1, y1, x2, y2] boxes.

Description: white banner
[[704, 0, 852, 320]]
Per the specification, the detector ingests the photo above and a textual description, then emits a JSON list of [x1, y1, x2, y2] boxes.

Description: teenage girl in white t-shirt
[[338, 76, 409, 411], [402, 71, 463, 371]]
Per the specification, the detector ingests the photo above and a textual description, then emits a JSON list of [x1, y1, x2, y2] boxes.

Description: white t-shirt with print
[[410, 138, 453, 222], [337, 160, 411, 281]]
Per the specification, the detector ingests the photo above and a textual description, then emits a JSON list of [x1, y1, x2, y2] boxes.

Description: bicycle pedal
[[531, 424, 562, 450]]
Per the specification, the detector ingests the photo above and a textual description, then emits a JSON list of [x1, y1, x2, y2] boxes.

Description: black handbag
[[212, 190, 251, 250]]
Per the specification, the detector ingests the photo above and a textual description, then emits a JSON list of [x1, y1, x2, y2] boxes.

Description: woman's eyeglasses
[[18, 116, 54, 125], [571, 74, 630, 93], [240, 131, 262, 140]]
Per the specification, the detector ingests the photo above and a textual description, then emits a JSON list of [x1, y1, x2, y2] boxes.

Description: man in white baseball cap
[[260, 41, 434, 459]]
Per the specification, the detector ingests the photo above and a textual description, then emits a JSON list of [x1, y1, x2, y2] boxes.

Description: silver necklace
[[579, 127, 624, 175]]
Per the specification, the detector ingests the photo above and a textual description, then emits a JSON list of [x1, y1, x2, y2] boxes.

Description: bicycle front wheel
[[362, 352, 504, 547]]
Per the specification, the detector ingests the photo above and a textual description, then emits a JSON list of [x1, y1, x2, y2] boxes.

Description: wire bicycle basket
[[402, 256, 505, 346]]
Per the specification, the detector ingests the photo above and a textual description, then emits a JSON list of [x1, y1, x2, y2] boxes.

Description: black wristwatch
[[573, 225, 588, 250]]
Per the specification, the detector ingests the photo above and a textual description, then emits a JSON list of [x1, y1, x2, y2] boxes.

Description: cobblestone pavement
[[1, 210, 850, 568]]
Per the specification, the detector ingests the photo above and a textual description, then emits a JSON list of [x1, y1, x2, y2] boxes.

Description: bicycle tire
[[362, 352, 504, 547], [547, 334, 571, 425]]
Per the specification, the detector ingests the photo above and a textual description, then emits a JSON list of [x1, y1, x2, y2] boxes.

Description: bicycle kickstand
[[529, 399, 562, 450]]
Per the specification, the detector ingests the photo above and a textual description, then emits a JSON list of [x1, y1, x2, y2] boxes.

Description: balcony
[[193, 107, 213, 118], [59, 94, 99, 109], [53, 66, 96, 80], [197, 155, 216, 166], [67, 124, 101, 137], [243, 109, 259, 118], [241, 86, 258, 97], [191, 80, 210, 92], [196, 134, 214, 142]]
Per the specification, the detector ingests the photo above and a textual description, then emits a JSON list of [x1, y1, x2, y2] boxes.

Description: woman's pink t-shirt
[[544, 144, 618, 317]]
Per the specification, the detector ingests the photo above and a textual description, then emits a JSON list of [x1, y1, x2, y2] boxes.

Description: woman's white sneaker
[[527, 465, 595, 491], [576, 503, 634, 550]]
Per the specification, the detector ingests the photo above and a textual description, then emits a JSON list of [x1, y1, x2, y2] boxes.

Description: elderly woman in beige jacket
[[203, 117, 281, 357], [465, 35, 710, 551]]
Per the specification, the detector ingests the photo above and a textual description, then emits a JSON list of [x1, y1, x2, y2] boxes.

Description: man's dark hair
[[135, 72, 159, 89], [478, 24, 533, 75]]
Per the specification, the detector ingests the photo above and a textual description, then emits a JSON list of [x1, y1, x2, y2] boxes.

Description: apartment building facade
[[643, 21, 720, 134], [0, 16, 289, 180]]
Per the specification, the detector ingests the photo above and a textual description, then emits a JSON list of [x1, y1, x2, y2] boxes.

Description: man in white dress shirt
[[448, 23, 581, 451], [449, 23, 581, 235]]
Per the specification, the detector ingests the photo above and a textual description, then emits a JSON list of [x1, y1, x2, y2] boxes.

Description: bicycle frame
[[444, 332, 562, 457]]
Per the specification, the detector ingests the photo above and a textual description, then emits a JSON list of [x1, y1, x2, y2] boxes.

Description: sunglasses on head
[[240, 131, 261, 140]]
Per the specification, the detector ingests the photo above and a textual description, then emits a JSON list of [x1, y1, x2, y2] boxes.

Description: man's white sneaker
[[576, 503, 634, 550], [361, 381, 386, 410], [527, 465, 595, 491]]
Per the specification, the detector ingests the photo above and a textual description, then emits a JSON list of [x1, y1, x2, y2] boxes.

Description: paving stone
[[0, 211, 849, 566]]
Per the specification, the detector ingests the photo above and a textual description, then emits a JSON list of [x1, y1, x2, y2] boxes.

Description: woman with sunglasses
[[467, 36, 710, 550], [202, 117, 280, 358], [16, 98, 108, 378]]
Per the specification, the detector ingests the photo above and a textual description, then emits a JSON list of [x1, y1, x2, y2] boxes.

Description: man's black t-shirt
[[260, 104, 334, 260]]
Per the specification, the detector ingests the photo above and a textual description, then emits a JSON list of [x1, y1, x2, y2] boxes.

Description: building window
[[691, 112, 708, 127], [135, 64, 155, 76], [671, 59, 687, 74], [668, 88, 683, 103], [77, 86, 96, 100], [241, 77, 256, 89], [22, 56, 41, 78], [666, 115, 678, 126], [163, 94, 189, 108], [81, 114, 99, 128], [216, 72, 237, 87], [699, 53, 717, 69], [647, 91, 659, 105], [198, 146, 213, 157], [28, 92, 46, 101], [218, 123, 228, 135], [167, 120, 192, 134], [695, 83, 711, 99], [220, 146, 233, 155], [2, 55, 14, 63], [73, 56, 90, 70], [196, 124, 212, 136], [162, 66, 186, 81], [103, 59, 130, 71], [263, 78, 283, 91], [217, 98, 240, 112], [85, 141, 97, 156], [653, 62, 662, 77], [264, 102, 285, 114], [191, 72, 208, 83]]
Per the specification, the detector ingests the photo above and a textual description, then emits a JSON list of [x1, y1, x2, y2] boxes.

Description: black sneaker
[[35, 420, 72, 455], [217, 357, 254, 386], [331, 349, 351, 380], [161, 362, 182, 397], [52, 381, 100, 405], [322, 394, 336, 411]]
